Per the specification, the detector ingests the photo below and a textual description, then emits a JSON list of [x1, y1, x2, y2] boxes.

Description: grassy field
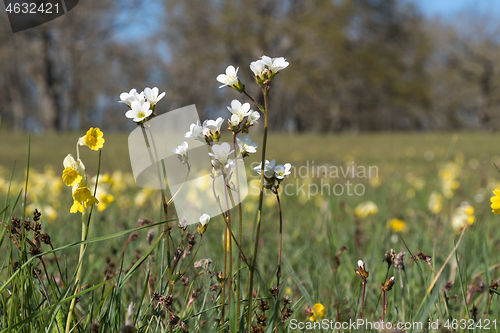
[[1, 129, 500, 332]]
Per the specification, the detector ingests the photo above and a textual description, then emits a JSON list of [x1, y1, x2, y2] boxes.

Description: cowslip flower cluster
[[62, 128, 104, 213], [119, 87, 165, 123], [254, 159, 292, 191]]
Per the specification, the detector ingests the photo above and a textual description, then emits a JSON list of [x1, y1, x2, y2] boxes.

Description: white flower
[[63, 154, 85, 176], [254, 159, 276, 178], [216, 65, 239, 88], [185, 121, 205, 141], [230, 114, 241, 127], [261, 55, 289, 74], [119, 89, 144, 107], [228, 100, 252, 124], [236, 134, 258, 155], [125, 101, 152, 122], [200, 213, 210, 226], [144, 87, 165, 105], [172, 141, 188, 157], [358, 260, 364, 268], [390, 276, 395, 281], [247, 111, 260, 125], [274, 163, 291, 179], [203, 117, 224, 134], [209, 142, 234, 166], [250, 60, 267, 77]]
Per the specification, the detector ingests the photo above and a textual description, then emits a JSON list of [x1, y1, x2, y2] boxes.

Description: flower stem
[[247, 85, 269, 330], [275, 192, 283, 333], [65, 211, 87, 333], [382, 289, 386, 321], [360, 280, 366, 319], [232, 134, 243, 320]]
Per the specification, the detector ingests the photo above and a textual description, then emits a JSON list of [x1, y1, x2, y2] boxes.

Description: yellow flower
[[309, 303, 325, 322], [70, 200, 85, 214], [428, 191, 442, 214], [97, 193, 115, 211], [451, 203, 475, 233], [354, 201, 378, 219], [491, 189, 500, 214], [386, 218, 407, 233], [83, 127, 105, 151], [70, 185, 99, 213], [62, 167, 82, 186]]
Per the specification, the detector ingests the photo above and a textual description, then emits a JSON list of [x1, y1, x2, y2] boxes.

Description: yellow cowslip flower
[[97, 193, 115, 212], [62, 167, 82, 187], [491, 189, 500, 214], [428, 191, 442, 214], [82, 127, 105, 151], [62, 154, 85, 186], [386, 218, 407, 233], [354, 201, 378, 219], [70, 185, 99, 213], [309, 303, 325, 322]]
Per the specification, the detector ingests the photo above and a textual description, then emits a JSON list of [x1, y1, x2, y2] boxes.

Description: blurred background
[[1, 0, 500, 133]]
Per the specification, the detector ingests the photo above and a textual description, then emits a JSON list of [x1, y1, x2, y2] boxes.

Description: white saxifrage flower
[[209, 142, 235, 167], [236, 134, 258, 155], [228, 100, 252, 125], [274, 163, 292, 180], [203, 117, 224, 140], [358, 260, 364, 268], [260, 55, 289, 74], [216, 65, 240, 88], [185, 121, 205, 141], [125, 101, 152, 122], [144, 87, 165, 105], [119, 89, 144, 107], [254, 159, 276, 178], [247, 111, 260, 125], [172, 141, 188, 158], [250, 59, 267, 78], [200, 213, 210, 226]]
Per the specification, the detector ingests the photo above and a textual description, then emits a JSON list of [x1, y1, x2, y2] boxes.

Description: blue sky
[[416, 0, 500, 17]]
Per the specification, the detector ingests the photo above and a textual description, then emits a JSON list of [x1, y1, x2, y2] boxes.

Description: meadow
[[1, 129, 500, 332]]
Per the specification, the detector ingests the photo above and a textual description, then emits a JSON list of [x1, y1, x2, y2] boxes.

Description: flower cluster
[[184, 117, 224, 144], [254, 159, 292, 191], [355, 260, 369, 281], [227, 100, 260, 134], [62, 128, 104, 213], [119, 87, 165, 123], [250, 55, 289, 86]]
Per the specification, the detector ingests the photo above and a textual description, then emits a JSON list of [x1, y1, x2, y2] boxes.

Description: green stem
[[232, 134, 243, 320], [65, 211, 86, 333], [247, 86, 269, 330]]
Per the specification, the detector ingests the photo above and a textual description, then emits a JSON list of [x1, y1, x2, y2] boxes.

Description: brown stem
[[360, 280, 366, 319]]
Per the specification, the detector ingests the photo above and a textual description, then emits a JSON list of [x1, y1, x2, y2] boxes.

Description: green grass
[[1, 130, 500, 332]]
